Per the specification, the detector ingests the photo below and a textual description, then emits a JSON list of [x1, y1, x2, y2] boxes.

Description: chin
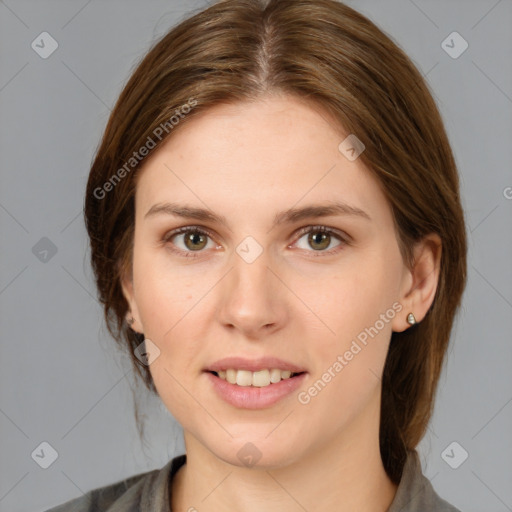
[[208, 435, 306, 470]]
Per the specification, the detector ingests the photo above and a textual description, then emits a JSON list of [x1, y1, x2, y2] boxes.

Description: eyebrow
[[144, 200, 371, 228]]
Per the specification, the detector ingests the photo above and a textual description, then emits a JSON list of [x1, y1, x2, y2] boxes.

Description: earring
[[126, 314, 135, 326], [406, 313, 417, 326]]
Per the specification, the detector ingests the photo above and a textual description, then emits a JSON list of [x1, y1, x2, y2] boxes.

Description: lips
[[204, 356, 307, 374], [206, 370, 307, 409]]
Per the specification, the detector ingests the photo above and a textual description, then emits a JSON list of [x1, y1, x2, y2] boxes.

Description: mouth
[[204, 369, 308, 409], [205, 369, 307, 388]]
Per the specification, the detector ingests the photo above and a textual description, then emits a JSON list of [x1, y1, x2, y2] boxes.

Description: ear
[[392, 233, 442, 332], [120, 266, 143, 334]]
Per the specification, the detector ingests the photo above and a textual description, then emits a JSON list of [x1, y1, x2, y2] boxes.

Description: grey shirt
[[45, 449, 461, 511]]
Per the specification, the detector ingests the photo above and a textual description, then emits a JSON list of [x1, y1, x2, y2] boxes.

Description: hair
[[84, 0, 467, 484]]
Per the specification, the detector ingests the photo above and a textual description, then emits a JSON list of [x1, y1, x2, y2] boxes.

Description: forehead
[[134, 96, 391, 227]]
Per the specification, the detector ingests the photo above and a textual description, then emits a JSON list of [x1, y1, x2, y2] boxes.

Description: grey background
[[0, 1, 511, 511]]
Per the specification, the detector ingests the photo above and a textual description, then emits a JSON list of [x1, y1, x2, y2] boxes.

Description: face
[[122, 95, 424, 468]]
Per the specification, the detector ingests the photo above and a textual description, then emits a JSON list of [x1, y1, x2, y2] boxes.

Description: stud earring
[[406, 313, 417, 326], [126, 314, 135, 326]]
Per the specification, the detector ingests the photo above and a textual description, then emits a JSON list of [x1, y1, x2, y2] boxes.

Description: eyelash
[[161, 225, 350, 259]]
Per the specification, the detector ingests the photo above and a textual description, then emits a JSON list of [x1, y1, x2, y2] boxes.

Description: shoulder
[[43, 458, 176, 512], [388, 449, 462, 512], [43, 470, 157, 512]]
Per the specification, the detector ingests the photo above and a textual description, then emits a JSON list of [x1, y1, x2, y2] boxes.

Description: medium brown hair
[[84, 0, 467, 483]]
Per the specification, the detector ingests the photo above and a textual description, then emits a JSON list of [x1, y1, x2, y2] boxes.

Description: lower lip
[[205, 371, 307, 409]]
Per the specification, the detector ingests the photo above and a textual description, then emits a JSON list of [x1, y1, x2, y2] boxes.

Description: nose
[[216, 248, 289, 339]]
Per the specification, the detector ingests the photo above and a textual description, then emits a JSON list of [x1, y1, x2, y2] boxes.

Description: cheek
[[134, 260, 206, 422], [308, 253, 400, 341], [301, 252, 400, 396], [131, 252, 209, 393], [295, 278, 395, 434], [133, 248, 200, 331]]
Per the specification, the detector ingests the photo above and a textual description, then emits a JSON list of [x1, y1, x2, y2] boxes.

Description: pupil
[[187, 232, 205, 250], [309, 232, 329, 250]]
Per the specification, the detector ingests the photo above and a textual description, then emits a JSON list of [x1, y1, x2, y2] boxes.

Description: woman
[[47, 0, 467, 510]]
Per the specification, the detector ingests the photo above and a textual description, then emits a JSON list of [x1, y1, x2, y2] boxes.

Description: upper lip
[[204, 356, 307, 373]]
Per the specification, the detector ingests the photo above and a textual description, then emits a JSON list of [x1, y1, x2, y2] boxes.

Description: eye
[[161, 225, 350, 258], [292, 225, 349, 255], [161, 226, 218, 257]]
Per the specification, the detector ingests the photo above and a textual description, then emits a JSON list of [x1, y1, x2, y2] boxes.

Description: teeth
[[216, 369, 298, 387]]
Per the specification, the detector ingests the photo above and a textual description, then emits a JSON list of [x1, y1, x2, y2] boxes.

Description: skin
[[121, 94, 441, 512]]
